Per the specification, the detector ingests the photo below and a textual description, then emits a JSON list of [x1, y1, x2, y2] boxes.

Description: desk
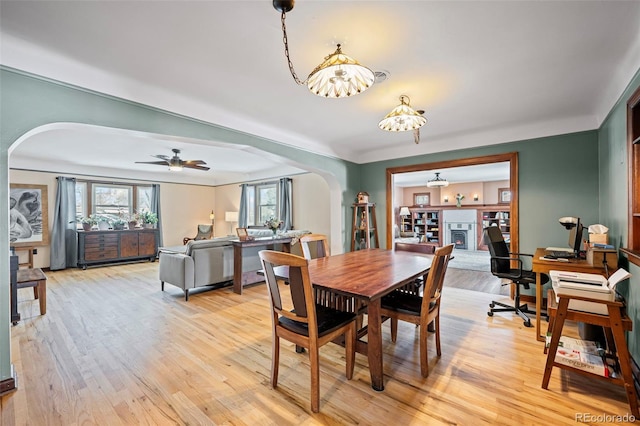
[[273, 249, 432, 391], [542, 290, 638, 417], [232, 237, 292, 294], [531, 248, 609, 342]]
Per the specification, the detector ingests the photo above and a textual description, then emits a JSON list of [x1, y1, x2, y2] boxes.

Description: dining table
[[273, 248, 433, 391]]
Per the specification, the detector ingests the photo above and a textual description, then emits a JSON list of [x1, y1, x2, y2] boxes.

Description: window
[[75, 180, 153, 227], [246, 182, 279, 226], [623, 85, 640, 266]]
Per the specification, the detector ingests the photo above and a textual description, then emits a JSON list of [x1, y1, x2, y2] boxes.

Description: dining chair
[[259, 250, 357, 413], [300, 233, 330, 259], [380, 243, 454, 377]]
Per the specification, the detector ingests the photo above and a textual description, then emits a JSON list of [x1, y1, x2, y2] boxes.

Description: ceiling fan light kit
[[378, 95, 427, 132], [273, 0, 374, 98], [426, 172, 449, 188]]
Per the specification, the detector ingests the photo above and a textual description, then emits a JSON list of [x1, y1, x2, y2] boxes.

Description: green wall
[[598, 67, 640, 360], [360, 131, 600, 255]]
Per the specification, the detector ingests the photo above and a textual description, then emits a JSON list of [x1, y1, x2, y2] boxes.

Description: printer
[[550, 270, 614, 315]]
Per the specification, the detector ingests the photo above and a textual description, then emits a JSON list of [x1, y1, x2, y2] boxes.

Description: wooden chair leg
[[309, 344, 320, 413], [390, 318, 398, 342], [345, 323, 355, 380], [271, 335, 280, 388], [33, 287, 38, 299], [435, 316, 442, 357], [419, 322, 429, 378]]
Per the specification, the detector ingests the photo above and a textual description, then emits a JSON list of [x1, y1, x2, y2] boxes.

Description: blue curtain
[[279, 178, 293, 230], [238, 184, 248, 228], [50, 176, 77, 270], [151, 184, 163, 247]]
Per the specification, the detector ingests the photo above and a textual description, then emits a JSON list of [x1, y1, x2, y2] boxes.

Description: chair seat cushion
[[381, 291, 436, 316], [279, 305, 356, 337]]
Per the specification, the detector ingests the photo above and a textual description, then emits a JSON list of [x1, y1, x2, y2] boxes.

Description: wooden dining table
[[273, 248, 433, 391]]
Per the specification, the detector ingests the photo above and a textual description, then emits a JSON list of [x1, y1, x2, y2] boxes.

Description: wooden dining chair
[[300, 233, 330, 260], [380, 243, 454, 377], [259, 250, 357, 413]]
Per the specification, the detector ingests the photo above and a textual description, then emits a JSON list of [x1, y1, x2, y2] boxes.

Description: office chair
[[484, 226, 549, 327]]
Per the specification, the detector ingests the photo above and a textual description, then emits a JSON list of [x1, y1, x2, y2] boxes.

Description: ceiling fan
[[135, 148, 210, 171]]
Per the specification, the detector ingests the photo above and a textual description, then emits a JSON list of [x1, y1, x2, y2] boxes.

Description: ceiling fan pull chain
[[280, 11, 306, 86]]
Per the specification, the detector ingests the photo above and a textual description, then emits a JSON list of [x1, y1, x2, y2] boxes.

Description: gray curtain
[[279, 178, 293, 230], [151, 183, 163, 247], [50, 176, 77, 270], [238, 184, 248, 228]]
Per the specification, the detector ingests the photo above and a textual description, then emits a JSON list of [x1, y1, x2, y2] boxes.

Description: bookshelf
[[477, 207, 510, 250], [411, 208, 441, 246]]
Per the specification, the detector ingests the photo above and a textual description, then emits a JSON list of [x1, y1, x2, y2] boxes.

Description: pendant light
[[426, 172, 449, 188], [378, 95, 427, 132]]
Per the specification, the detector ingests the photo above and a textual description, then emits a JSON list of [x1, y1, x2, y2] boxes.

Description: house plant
[[80, 215, 98, 231], [139, 210, 158, 228], [112, 217, 127, 230]]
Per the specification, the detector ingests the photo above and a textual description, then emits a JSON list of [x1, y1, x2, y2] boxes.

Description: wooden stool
[[16, 268, 47, 317]]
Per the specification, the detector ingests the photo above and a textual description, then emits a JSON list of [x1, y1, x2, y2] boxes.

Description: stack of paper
[[546, 334, 609, 377]]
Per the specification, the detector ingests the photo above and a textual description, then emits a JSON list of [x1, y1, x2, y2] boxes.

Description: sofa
[[158, 230, 310, 300]]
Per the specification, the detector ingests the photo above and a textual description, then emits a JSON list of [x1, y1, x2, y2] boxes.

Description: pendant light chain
[[280, 11, 306, 86]]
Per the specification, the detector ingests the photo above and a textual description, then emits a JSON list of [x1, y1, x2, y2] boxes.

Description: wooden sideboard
[[78, 229, 159, 269]]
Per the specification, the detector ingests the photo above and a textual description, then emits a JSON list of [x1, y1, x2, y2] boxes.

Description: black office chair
[[484, 226, 549, 327]]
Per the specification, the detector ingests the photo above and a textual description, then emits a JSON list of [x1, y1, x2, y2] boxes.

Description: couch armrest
[[159, 252, 195, 290]]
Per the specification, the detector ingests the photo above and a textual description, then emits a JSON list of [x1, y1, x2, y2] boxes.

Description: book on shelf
[[546, 334, 609, 377]]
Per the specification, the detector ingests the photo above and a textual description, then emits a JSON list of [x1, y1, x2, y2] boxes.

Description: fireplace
[[451, 229, 468, 249], [443, 209, 477, 250]]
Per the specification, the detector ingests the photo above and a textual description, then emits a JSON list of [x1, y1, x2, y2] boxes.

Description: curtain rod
[[238, 177, 292, 187]]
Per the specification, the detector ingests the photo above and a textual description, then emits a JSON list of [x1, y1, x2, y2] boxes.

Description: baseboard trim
[[0, 364, 18, 396]]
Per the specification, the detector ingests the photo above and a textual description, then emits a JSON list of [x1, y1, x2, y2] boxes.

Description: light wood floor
[[1, 263, 632, 425]]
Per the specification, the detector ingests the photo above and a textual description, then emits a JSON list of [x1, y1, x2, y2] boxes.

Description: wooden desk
[[272, 249, 432, 391], [531, 248, 609, 341], [542, 291, 638, 417], [232, 237, 292, 294]]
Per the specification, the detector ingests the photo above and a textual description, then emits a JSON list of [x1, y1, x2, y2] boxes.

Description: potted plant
[[126, 212, 139, 229], [139, 210, 158, 228], [97, 216, 111, 230], [112, 218, 126, 230], [80, 215, 98, 231]]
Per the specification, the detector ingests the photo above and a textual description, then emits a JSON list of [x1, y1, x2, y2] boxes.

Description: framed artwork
[[10, 184, 49, 247], [413, 192, 430, 206], [498, 188, 511, 204]]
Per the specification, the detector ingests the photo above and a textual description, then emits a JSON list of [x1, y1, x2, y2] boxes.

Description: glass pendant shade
[[426, 172, 449, 188], [378, 95, 427, 132], [306, 44, 375, 98]]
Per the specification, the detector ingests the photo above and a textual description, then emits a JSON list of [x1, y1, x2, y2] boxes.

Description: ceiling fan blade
[[183, 164, 210, 171], [152, 154, 170, 160], [135, 161, 170, 166], [182, 160, 207, 165]]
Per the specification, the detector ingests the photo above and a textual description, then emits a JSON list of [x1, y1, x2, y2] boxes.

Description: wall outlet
[[32, 248, 37, 255]]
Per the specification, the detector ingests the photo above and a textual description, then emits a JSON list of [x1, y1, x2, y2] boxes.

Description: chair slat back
[[259, 250, 316, 328], [421, 244, 454, 311], [483, 226, 510, 273], [300, 234, 330, 260]]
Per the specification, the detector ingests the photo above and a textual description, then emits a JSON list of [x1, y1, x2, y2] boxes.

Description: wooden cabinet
[[78, 229, 159, 269], [477, 207, 510, 250], [411, 208, 441, 246]]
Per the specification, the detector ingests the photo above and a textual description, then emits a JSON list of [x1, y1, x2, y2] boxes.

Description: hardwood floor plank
[[1, 263, 633, 425]]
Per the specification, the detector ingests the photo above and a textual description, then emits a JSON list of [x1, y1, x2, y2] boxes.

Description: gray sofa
[[158, 230, 310, 300]]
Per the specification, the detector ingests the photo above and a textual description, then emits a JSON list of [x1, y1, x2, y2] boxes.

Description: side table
[[232, 237, 292, 294]]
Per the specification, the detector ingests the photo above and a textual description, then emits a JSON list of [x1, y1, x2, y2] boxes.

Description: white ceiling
[[2, 1, 640, 186]]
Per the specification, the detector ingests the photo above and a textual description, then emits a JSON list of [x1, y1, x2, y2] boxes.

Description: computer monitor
[[567, 219, 584, 255]]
